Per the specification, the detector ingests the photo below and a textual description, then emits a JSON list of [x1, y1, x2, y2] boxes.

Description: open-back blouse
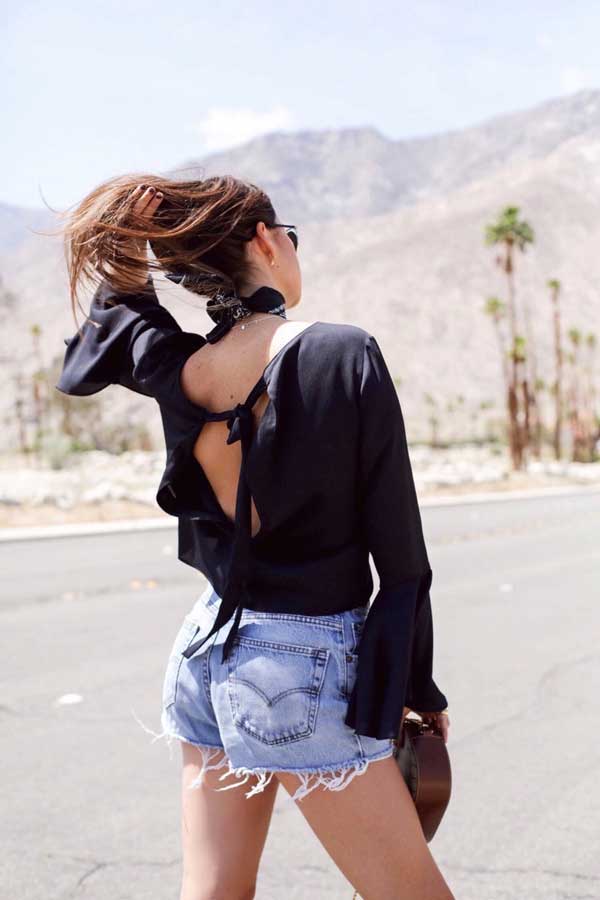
[[55, 275, 448, 741]]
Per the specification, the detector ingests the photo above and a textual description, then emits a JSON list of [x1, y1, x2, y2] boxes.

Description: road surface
[[1, 489, 599, 899]]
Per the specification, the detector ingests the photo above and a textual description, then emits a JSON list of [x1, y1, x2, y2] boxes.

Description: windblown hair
[[57, 172, 278, 327]]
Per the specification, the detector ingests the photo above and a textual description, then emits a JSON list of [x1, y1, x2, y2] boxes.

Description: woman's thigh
[[180, 741, 279, 900], [276, 755, 454, 900]]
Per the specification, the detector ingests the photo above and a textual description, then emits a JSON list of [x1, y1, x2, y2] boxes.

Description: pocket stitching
[[342, 621, 364, 700], [227, 642, 330, 746], [233, 635, 328, 656], [163, 621, 201, 709], [239, 611, 343, 631], [350, 620, 364, 655]]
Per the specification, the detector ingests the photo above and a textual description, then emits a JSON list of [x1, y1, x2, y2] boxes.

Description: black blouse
[[55, 276, 448, 740]]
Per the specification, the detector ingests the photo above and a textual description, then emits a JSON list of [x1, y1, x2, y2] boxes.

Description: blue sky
[[3, 0, 600, 209]]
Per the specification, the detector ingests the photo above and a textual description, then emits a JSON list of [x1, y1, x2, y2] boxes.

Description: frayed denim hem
[[261, 746, 395, 803], [130, 707, 395, 803]]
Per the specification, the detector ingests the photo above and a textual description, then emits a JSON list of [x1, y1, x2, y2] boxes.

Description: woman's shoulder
[[299, 320, 378, 378], [278, 320, 376, 405], [304, 319, 373, 354]]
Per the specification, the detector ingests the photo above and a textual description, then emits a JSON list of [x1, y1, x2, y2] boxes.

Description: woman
[[56, 176, 453, 900]]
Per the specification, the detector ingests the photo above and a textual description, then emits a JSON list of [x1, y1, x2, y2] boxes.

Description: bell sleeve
[[344, 334, 448, 740], [55, 275, 182, 399]]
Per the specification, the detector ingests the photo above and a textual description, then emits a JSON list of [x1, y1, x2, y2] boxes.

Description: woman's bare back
[[180, 317, 318, 536]]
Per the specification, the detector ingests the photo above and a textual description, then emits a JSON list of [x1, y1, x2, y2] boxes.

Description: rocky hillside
[[2, 89, 600, 451]]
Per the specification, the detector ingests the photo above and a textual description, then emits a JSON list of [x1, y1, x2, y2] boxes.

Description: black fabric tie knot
[[226, 402, 254, 445]]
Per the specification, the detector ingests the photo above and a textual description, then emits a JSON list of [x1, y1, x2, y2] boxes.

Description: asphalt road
[[2, 488, 599, 900]]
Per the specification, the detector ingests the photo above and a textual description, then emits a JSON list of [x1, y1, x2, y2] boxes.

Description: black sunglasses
[[266, 223, 299, 251]]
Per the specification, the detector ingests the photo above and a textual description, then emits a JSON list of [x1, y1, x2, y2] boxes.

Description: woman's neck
[[237, 275, 284, 302]]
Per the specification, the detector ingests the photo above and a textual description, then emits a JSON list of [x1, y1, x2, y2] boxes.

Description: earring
[[270, 258, 275, 267]]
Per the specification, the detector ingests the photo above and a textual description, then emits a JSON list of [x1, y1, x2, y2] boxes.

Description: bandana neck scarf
[[164, 271, 287, 344]]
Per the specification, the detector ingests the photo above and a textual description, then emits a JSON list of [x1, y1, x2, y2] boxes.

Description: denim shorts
[[137, 581, 394, 803]]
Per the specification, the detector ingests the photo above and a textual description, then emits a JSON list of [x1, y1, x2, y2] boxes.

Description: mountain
[[173, 89, 600, 221], [1, 89, 599, 452]]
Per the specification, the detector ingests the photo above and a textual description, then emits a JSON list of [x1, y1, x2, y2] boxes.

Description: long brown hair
[[57, 172, 278, 326]]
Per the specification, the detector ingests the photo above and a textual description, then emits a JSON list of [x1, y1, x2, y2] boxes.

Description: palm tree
[[485, 206, 535, 469], [484, 296, 508, 369], [522, 294, 542, 460], [584, 333, 598, 459], [533, 377, 546, 451], [484, 296, 510, 442], [548, 279, 564, 460], [567, 327, 584, 460], [485, 207, 534, 343], [512, 334, 529, 461]]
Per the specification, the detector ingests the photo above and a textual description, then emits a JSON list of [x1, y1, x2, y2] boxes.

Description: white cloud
[[559, 66, 591, 94], [189, 105, 296, 153]]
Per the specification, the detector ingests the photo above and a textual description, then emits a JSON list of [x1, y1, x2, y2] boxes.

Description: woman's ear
[[247, 221, 274, 264]]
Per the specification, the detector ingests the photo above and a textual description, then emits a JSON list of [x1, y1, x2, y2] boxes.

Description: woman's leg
[[276, 754, 454, 900], [179, 742, 279, 900]]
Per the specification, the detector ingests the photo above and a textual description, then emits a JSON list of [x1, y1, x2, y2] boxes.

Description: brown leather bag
[[393, 713, 452, 842]]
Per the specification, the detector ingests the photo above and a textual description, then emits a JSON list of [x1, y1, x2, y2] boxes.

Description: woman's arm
[[55, 274, 182, 398], [55, 187, 182, 398], [344, 333, 449, 741]]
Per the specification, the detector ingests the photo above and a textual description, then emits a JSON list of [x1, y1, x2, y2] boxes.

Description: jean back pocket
[[227, 636, 329, 745]]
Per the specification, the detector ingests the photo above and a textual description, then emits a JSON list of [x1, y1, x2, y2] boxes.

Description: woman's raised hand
[[124, 184, 164, 286]]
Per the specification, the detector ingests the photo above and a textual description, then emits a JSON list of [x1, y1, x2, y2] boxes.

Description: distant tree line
[[484, 205, 598, 469], [9, 317, 154, 467], [6, 212, 599, 470]]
